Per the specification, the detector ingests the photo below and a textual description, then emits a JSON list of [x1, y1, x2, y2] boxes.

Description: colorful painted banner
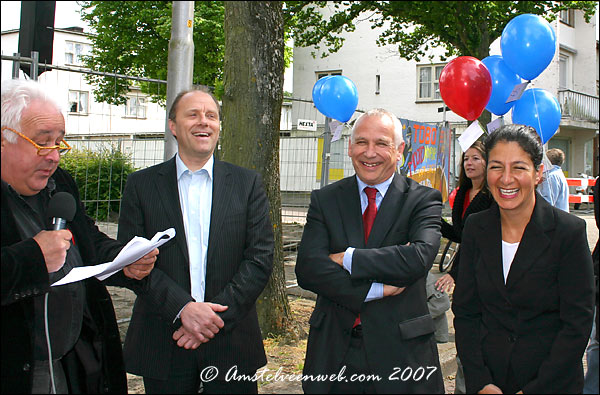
[[398, 119, 452, 202]]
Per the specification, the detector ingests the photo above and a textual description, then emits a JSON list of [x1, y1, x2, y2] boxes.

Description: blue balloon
[[501, 14, 556, 81], [512, 88, 561, 144], [314, 75, 359, 122], [481, 55, 522, 116], [312, 76, 333, 116]]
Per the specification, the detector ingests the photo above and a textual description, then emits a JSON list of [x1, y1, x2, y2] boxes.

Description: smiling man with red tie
[[296, 109, 444, 394]]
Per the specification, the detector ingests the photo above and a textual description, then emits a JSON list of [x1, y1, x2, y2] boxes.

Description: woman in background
[[453, 124, 594, 393], [436, 140, 493, 293]]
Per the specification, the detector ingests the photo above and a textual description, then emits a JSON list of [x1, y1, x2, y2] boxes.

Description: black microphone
[[47, 192, 77, 230]]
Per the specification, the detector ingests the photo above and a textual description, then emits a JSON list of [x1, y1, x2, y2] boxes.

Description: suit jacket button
[[23, 363, 30, 371], [509, 334, 516, 343]]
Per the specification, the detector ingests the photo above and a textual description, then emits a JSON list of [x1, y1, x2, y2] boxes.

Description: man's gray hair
[[1, 79, 64, 144], [351, 108, 404, 148]]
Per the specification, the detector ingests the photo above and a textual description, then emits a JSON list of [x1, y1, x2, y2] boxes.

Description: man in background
[[538, 148, 569, 212]]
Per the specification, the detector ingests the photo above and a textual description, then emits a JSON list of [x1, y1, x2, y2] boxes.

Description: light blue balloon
[[315, 75, 359, 122], [501, 14, 556, 81], [312, 76, 333, 116], [481, 55, 522, 116], [512, 88, 561, 144]]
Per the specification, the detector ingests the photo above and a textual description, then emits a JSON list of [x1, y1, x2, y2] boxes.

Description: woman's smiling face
[[487, 141, 543, 214]]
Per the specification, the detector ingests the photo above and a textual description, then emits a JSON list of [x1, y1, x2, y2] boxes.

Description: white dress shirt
[[176, 154, 213, 303]]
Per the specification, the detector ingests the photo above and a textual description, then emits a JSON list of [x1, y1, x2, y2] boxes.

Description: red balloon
[[439, 56, 492, 121]]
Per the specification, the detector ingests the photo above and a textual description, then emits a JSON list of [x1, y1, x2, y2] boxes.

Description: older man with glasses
[[1, 79, 158, 394]]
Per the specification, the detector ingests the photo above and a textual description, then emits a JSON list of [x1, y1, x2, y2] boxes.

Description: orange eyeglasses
[[1, 126, 71, 156]]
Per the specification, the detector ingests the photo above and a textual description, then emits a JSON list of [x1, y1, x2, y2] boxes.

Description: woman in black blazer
[[453, 125, 594, 394], [435, 140, 494, 394]]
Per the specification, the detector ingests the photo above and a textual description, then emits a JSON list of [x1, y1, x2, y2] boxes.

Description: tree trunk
[[221, 2, 293, 338]]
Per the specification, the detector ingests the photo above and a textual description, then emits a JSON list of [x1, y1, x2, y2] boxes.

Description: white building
[[292, 5, 599, 178], [2, 27, 168, 167], [1, 27, 167, 138]]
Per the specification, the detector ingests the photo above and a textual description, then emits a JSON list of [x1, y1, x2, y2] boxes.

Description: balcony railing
[[558, 89, 599, 123]]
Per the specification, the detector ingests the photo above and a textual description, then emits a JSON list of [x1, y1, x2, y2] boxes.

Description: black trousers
[[142, 344, 257, 394]]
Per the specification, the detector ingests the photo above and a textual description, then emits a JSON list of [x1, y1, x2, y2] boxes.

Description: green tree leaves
[[288, 1, 597, 61], [79, 1, 224, 105]]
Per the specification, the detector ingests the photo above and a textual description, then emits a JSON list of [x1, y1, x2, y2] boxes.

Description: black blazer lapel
[[336, 176, 365, 248], [156, 158, 189, 264], [505, 195, 554, 290], [367, 173, 407, 248], [477, 204, 510, 301], [207, 159, 233, 265]]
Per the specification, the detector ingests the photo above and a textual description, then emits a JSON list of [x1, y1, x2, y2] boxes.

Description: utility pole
[[164, 1, 195, 161]]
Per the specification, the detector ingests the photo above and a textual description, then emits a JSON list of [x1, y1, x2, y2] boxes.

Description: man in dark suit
[[1, 79, 157, 394], [296, 108, 444, 393], [117, 86, 273, 394]]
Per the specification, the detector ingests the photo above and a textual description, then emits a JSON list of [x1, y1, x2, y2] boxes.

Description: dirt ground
[[107, 288, 316, 394]]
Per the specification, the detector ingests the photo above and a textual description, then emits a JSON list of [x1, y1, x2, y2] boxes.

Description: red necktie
[[354, 187, 378, 328], [362, 187, 378, 243]]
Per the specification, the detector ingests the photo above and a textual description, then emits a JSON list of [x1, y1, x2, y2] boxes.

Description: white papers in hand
[[51, 228, 175, 286]]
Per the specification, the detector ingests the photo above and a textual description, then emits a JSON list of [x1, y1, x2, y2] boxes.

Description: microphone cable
[[44, 293, 57, 394], [43, 191, 76, 394]]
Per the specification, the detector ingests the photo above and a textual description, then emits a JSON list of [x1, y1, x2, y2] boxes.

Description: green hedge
[[60, 145, 136, 222]]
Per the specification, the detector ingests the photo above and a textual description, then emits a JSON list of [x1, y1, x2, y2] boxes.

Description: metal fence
[[65, 126, 356, 228]]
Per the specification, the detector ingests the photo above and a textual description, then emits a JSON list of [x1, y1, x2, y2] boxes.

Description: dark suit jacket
[[296, 173, 444, 394], [453, 194, 595, 394], [117, 157, 273, 380], [1, 167, 128, 394]]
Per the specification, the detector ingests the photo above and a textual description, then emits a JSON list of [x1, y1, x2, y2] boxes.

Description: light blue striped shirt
[[176, 154, 213, 303], [342, 174, 395, 302]]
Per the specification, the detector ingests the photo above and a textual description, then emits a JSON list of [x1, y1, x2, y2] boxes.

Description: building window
[[560, 8, 574, 27], [125, 96, 147, 119], [316, 70, 342, 80], [417, 64, 445, 101], [375, 75, 381, 94], [559, 52, 572, 89], [65, 41, 90, 66], [68, 90, 88, 114]]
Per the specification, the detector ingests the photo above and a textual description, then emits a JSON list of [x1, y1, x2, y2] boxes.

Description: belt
[[351, 324, 363, 338]]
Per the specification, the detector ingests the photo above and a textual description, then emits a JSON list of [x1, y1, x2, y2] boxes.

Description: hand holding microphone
[[33, 192, 76, 273]]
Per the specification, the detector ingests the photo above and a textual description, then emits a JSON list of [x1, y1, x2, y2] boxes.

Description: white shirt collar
[[356, 173, 395, 197], [176, 153, 214, 180]]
